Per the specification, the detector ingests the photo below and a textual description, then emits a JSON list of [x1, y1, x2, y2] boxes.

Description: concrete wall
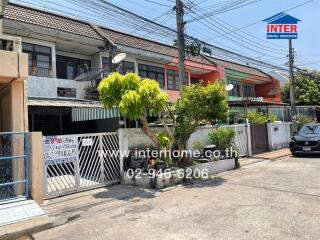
[[119, 124, 251, 157], [187, 125, 215, 150], [28, 76, 91, 99], [0, 50, 28, 82], [29, 132, 44, 204], [119, 127, 164, 150], [267, 122, 291, 150]]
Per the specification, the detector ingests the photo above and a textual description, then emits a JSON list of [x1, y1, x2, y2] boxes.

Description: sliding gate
[[44, 132, 120, 198]]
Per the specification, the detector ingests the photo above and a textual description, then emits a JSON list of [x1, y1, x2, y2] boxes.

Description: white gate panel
[[221, 124, 249, 157], [44, 132, 120, 198]]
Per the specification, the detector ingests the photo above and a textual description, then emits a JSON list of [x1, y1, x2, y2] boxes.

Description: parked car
[[290, 124, 320, 156]]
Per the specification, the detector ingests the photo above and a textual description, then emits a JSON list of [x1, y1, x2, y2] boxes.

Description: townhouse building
[[2, 3, 284, 135]]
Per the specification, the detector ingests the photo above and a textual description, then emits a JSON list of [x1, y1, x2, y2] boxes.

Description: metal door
[[250, 124, 269, 154]]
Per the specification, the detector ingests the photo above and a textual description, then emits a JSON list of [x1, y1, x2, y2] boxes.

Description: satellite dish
[[112, 53, 126, 64], [225, 84, 234, 91]]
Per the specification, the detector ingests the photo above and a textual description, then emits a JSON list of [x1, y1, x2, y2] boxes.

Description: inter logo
[[263, 12, 300, 39]]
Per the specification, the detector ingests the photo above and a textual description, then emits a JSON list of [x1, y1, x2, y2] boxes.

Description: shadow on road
[[93, 185, 157, 201], [183, 176, 226, 189]]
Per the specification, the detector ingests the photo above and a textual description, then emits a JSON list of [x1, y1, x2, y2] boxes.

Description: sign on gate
[[44, 135, 78, 166]]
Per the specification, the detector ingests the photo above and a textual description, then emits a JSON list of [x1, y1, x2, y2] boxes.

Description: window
[[56, 55, 91, 80], [102, 58, 135, 77], [22, 43, 52, 77], [299, 125, 320, 135], [120, 61, 135, 74], [243, 84, 255, 97], [227, 80, 241, 97], [167, 70, 188, 90], [138, 64, 165, 88], [57, 87, 76, 98]]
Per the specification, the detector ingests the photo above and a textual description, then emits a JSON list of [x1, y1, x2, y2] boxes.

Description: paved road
[[33, 156, 320, 240]]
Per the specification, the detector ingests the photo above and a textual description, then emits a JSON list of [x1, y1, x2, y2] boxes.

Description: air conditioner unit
[[0, 34, 22, 53]]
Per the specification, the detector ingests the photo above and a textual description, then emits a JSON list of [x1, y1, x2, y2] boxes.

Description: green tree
[[98, 72, 168, 148], [282, 69, 320, 105], [172, 83, 228, 154]]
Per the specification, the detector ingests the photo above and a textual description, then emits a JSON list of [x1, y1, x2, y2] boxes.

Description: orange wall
[[255, 78, 281, 103], [198, 71, 220, 85]]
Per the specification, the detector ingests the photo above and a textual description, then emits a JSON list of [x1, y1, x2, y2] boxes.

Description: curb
[[0, 215, 53, 240]]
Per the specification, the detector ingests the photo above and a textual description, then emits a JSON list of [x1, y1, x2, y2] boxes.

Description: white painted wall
[[119, 127, 165, 150], [267, 122, 291, 150], [118, 124, 252, 157], [187, 125, 215, 150]]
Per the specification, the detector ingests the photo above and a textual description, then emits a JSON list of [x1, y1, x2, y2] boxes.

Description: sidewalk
[[253, 148, 291, 159], [238, 148, 291, 169], [0, 200, 52, 240]]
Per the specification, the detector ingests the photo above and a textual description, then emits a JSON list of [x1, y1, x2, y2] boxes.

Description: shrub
[[192, 141, 204, 154], [296, 114, 314, 130], [208, 127, 236, 150], [247, 112, 277, 124]]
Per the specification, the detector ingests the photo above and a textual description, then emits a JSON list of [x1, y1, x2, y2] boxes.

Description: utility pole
[[289, 39, 297, 132], [175, 0, 186, 94]]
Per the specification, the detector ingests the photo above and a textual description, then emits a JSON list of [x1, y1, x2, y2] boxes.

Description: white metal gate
[[44, 132, 120, 198], [222, 124, 249, 157]]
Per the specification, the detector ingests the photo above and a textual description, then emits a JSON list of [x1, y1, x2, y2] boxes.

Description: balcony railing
[[28, 76, 91, 99]]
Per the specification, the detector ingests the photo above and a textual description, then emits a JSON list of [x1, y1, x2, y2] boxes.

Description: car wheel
[[292, 152, 298, 157]]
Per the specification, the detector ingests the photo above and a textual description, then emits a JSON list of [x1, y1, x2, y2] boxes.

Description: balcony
[[28, 76, 91, 99], [0, 35, 28, 83]]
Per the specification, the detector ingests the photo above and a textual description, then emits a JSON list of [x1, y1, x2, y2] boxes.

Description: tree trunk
[[177, 142, 186, 165], [140, 114, 159, 149]]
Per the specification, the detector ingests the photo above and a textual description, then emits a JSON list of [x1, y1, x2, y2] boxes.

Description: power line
[[143, 0, 173, 8], [13, 0, 290, 72], [186, 0, 262, 22], [204, 0, 316, 39], [184, 3, 287, 57]]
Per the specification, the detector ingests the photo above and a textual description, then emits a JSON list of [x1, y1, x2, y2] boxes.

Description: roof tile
[[4, 3, 270, 78]]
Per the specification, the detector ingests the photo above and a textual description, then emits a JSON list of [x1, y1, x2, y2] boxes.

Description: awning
[[72, 107, 120, 121], [228, 100, 288, 107], [28, 98, 157, 122], [28, 98, 120, 122], [28, 98, 103, 108]]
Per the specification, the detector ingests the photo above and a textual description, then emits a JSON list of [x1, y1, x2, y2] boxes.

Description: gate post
[[246, 123, 253, 157], [118, 129, 128, 182], [29, 132, 44, 204]]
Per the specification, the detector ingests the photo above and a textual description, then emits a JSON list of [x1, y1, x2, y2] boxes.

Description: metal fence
[[0, 132, 29, 202], [44, 132, 120, 198], [221, 124, 249, 157]]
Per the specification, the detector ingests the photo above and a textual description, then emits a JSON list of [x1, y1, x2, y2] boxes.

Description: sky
[[10, 0, 320, 70]]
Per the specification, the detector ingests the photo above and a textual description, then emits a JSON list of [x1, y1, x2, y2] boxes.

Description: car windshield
[[299, 125, 320, 135]]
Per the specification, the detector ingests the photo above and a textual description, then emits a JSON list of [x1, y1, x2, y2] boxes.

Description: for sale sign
[[43, 135, 78, 165]]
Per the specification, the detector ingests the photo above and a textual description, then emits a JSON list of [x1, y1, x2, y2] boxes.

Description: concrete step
[[0, 200, 53, 240]]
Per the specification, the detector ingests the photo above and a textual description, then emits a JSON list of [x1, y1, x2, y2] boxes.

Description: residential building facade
[[2, 3, 283, 135]]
